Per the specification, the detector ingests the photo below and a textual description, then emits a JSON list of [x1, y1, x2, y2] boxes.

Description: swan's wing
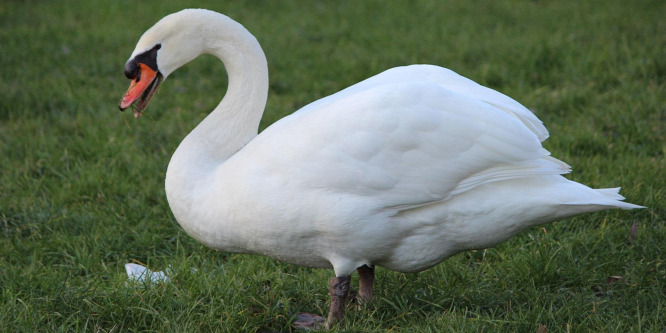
[[235, 66, 567, 211]]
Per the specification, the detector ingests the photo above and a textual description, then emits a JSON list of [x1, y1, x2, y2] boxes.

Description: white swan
[[118, 9, 642, 328]]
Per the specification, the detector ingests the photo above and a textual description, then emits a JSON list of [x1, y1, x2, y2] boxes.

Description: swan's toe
[[293, 312, 325, 330]]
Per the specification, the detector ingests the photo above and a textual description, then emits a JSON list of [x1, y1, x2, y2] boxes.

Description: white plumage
[[119, 9, 642, 327], [191, 65, 639, 275]]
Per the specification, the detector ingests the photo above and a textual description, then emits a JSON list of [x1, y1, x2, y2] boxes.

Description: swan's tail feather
[[563, 187, 645, 210], [594, 187, 626, 200]]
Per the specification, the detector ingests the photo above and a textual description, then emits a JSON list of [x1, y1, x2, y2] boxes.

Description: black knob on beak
[[124, 59, 139, 80]]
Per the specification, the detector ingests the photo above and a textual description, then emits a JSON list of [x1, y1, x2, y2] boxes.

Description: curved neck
[[186, 16, 268, 162], [166, 14, 268, 192]]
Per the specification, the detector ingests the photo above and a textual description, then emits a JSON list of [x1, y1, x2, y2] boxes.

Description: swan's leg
[[293, 275, 351, 330], [325, 275, 351, 329], [357, 265, 375, 304]]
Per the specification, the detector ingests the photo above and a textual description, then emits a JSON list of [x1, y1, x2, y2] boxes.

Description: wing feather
[[238, 65, 564, 211]]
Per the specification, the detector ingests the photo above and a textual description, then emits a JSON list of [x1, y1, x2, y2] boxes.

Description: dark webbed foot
[[293, 312, 325, 330]]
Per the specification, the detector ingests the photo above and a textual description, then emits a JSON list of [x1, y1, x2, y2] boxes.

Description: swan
[[118, 9, 642, 329]]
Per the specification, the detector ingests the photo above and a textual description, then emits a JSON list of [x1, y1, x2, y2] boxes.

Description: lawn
[[0, 0, 664, 332]]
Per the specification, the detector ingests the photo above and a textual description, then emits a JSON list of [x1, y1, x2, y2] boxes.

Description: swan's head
[[119, 9, 209, 118]]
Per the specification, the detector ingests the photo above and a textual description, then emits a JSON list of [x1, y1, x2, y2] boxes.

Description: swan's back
[[297, 65, 549, 141]]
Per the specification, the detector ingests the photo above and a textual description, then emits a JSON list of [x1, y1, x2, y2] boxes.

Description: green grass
[[0, 0, 663, 331]]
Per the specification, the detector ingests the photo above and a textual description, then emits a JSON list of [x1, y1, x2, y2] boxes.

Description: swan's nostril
[[124, 59, 139, 80]]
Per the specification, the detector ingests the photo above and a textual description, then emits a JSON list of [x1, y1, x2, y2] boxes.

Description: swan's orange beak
[[119, 63, 162, 118]]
